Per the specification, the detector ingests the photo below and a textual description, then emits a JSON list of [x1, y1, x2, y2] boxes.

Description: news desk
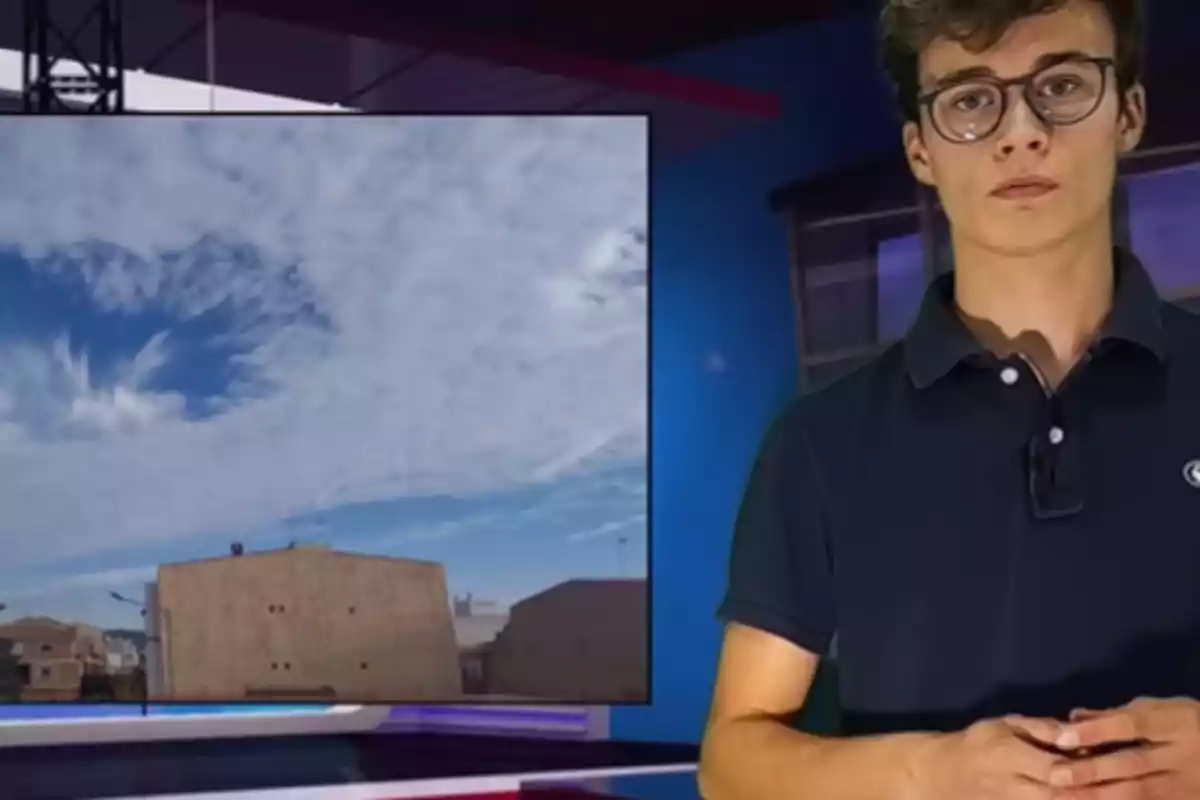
[[1, 731, 698, 799]]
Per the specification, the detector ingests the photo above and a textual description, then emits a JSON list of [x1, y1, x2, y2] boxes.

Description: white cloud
[[0, 333, 186, 439], [0, 116, 648, 566]]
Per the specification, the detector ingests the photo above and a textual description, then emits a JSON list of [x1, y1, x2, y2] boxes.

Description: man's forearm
[[698, 715, 940, 800]]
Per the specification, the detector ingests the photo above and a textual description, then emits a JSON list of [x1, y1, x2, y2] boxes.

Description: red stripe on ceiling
[[378, 794, 519, 800], [182, 0, 779, 118], [376, 790, 617, 799]]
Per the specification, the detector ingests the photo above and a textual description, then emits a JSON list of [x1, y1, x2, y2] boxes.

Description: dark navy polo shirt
[[718, 249, 1200, 735]]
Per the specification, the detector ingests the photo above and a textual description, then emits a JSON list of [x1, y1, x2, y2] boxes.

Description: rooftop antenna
[[616, 536, 629, 577]]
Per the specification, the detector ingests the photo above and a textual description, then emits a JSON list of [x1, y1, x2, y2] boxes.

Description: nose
[[993, 92, 1050, 157]]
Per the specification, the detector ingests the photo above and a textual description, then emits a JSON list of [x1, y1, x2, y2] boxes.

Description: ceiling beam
[[178, 0, 779, 117]]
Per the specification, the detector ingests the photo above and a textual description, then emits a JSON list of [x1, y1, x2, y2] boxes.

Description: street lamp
[[107, 591, 153, 712], [109, 592, 146, 617]]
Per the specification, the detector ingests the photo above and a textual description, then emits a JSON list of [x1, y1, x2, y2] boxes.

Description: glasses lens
[[932, 83, 1004, 142], [1029, 60, 1105, 123]]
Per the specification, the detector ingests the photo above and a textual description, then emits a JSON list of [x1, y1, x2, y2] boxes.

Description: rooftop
[[161, 545, 443, 570], [513, 577, 647, 610]]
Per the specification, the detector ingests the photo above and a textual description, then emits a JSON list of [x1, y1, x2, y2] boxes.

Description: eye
[[950, 89, 995, 113], [1040, 76, 1083, 97]]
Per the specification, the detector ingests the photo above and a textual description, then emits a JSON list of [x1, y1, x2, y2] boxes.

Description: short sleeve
[[715, 407, 836, 656]]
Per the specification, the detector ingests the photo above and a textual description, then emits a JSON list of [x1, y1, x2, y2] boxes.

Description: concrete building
[[486, 579, 647, 702], [151, 544, 462, 702], [0, 617, 108, 701]]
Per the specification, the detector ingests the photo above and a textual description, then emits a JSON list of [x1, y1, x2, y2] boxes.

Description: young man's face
[[903, 0, 1146, 257]]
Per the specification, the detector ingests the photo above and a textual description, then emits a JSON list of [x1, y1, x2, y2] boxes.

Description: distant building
[[452, 594, 508, 648], [451, 594, 508, 695], [459, 642, 492, 695], [453, 594, 501, 617], [0, 617, 108, 701], [0, 638, 20, 700], [103, 636, 140, 674], [150, 544, 462, 702], [486, 579, 647, 702]]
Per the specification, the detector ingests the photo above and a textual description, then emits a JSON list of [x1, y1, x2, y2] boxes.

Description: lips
[[991, 177, 1059, 199]]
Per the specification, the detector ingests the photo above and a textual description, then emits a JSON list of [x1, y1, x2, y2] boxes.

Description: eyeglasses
[[917, 57, 1115, 144]]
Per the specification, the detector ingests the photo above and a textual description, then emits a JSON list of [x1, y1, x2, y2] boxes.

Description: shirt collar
[[905, 248, 1168, 390]]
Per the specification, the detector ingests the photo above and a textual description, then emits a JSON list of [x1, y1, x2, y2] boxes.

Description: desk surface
[[522, 768, 700, 800], [3, 732, 698, 800]]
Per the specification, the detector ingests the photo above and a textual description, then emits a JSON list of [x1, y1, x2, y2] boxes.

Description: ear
[[1116, 83, 1146, 154], [903, 120, 935, 187]]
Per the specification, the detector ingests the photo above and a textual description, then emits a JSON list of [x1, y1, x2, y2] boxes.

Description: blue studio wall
[[610, 12, 899, 744]]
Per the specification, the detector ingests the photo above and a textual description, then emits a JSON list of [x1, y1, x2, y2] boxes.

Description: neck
[[951, 224, 1115, 388]]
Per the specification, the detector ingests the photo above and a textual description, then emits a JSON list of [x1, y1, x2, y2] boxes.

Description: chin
[[972, 219, 1085, 258]]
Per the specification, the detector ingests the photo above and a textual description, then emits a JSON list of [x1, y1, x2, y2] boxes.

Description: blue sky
[[0, 116, 647, 630]]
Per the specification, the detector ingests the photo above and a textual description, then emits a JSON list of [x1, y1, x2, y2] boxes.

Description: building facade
[[153, 545, 462, 702], [486, 579, 647, 702], [0, 617, 108, 701]]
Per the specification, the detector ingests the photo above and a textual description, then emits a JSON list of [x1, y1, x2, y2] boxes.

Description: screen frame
[[0, 704, 392, 747]]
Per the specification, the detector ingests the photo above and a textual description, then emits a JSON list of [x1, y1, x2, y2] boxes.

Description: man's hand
[[911, 715, 1068, 799], [1042, 697, 1200, 799]]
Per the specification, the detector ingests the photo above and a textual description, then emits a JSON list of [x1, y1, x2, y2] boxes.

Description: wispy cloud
[[399, 513, 507, 544], [0, 116, 648, 568], [4, 565, 158, 601], [566, 513, 647, 543]]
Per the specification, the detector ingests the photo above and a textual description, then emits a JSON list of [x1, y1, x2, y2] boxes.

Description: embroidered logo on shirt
[[1184, 460, 1200, 488]]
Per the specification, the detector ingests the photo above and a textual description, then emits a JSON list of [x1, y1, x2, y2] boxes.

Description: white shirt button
[[1048, 426, 1065, 445], [1000, 366, 1019, 385]]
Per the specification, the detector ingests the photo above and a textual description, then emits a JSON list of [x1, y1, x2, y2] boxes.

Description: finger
[[1009, 775, 1056, 800], [1048, 745, 1166, 788], [1006, 714, 1065, 747], [1070, 707, 1106, 722], [1002, 728, 1066, 784], [1059, 712, 1142, 749], [1054, 772, 1173, 800]]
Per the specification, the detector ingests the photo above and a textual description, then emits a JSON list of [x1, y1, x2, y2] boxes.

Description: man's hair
[[879, 0, 1144, 122]]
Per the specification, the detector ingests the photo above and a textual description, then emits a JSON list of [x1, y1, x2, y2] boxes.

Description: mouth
[[990, 177, 1060, 200]]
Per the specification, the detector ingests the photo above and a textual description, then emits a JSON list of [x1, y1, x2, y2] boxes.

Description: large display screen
[[0, 114, 649, 706]]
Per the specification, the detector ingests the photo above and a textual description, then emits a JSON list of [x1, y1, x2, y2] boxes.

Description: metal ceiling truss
[[22, 0, 125, 112]]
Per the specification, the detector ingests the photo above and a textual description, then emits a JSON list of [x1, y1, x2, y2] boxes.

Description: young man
[[699, 1, 1200, 798]]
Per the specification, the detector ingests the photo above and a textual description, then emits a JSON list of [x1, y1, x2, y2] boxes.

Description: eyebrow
[[925, 50, 1096, 91]]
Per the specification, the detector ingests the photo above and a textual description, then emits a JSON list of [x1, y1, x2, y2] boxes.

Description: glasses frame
[[917, 56, 1116, 144]]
